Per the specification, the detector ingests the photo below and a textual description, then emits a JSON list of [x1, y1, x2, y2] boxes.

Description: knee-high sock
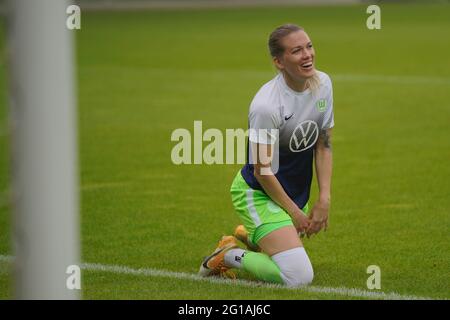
[[225, 248, 313, 286], [271, 247, 314, 287]]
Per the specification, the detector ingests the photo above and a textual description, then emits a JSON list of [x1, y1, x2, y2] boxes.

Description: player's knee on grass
[[271, 247, 314, 287]]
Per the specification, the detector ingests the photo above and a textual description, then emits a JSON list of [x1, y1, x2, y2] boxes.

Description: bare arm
[[252, 142, 310, 233], [307, 128, 333, 236], [316, 128, 333, 203]]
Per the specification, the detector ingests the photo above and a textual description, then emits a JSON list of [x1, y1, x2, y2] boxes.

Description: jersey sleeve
[[248, 103, 280, 145], [321, 76, 335, 130]]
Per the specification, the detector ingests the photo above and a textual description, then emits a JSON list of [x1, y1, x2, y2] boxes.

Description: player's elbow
[[315, 143, 332, 153]]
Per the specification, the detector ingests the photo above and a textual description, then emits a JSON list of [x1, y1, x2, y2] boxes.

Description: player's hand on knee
[[306, 220, 322, 237], [290, 209, 310, 234], [306, 201, 330, 237]]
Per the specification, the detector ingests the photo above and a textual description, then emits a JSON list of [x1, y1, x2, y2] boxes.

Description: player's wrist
[[318, 194, 331, 206], [287, 206, 303, 218]]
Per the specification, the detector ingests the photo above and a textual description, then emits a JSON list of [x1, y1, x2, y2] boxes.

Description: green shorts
[[230, 171, 309, 246]]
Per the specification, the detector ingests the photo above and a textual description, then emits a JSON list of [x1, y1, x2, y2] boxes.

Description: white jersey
[[248, 70, 334, 147], [241, 71, 334, 208]]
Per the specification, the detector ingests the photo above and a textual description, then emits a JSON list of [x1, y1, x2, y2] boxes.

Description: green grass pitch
[[0, 3, 449, 299]]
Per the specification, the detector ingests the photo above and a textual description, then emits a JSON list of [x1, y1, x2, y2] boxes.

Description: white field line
[[333, 74, 450, 86], [80, 65, 450, 86], [62, 0, 361, 11], [0, 255, 440, 300]]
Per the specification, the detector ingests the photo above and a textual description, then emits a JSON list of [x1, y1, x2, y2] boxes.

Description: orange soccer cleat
[[198, 235, 239, 279]]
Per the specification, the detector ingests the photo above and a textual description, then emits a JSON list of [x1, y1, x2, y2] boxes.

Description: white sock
[[271, 247, 314, 287], [224, 248, 246, 269]]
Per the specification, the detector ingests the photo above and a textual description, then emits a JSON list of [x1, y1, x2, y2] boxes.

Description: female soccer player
[[199, 24, 334, 287]]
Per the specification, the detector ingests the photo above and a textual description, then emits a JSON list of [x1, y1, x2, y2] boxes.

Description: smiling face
[[274, 30, 316, 82]]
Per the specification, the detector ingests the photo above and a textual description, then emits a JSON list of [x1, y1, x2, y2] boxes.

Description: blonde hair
[[306, 73, 321, 93], [268, 24, 321, 93]]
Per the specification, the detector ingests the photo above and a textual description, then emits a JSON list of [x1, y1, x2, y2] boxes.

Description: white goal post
[[6, 0, 80, 299]]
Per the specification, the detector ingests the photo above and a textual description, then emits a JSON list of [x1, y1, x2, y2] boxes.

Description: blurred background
[[0, 0, 449, 299]]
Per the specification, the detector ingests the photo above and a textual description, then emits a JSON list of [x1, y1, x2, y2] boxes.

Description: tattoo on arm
[[319, 130, 332, 149]]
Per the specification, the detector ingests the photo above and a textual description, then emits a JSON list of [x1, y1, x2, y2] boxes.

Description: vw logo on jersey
[[289, 120, 319, 152]]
